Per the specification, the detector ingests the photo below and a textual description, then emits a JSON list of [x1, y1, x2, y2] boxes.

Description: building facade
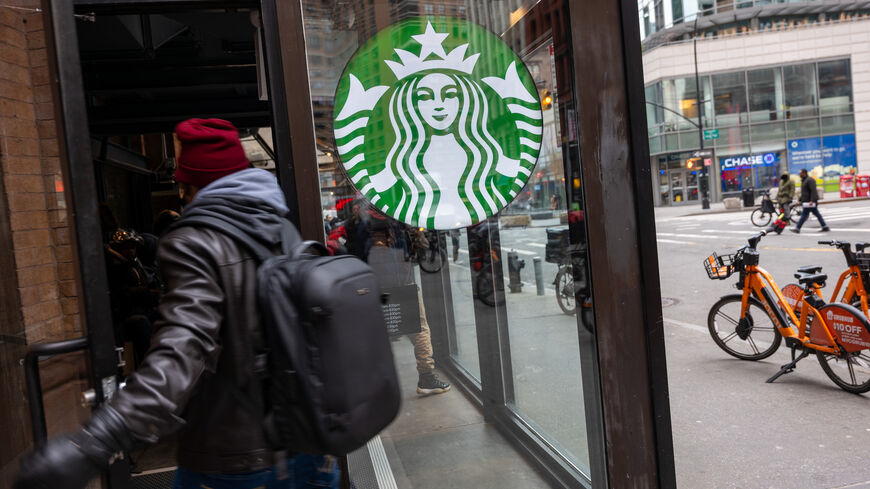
[[641, 0, 870, 205]]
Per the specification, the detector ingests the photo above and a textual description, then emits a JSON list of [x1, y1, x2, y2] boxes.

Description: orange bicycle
[[816, 240, 870, 315], [704, 231, 870, 394]]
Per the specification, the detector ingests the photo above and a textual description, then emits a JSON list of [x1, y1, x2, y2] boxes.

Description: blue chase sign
[[720, 152, 778, 169]]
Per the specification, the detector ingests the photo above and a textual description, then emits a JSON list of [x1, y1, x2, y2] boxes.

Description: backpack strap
[[290, 240, 329, 260], [176, 215, 274, 262]]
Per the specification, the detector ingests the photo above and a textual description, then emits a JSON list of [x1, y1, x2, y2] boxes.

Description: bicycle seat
[[857, 242, 869, 253], [796, 265, 823, 274], [794, 272, 827, 287]]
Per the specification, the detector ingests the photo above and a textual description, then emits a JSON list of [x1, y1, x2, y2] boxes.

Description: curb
[[681, 196, 870, 218]]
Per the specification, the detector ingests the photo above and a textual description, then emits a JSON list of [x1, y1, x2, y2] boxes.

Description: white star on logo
[[412, 22, 448, 60]]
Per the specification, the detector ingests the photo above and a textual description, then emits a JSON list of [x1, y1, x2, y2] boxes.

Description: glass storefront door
[[303, 1, 602, 486], [685, 169, 700, 201]]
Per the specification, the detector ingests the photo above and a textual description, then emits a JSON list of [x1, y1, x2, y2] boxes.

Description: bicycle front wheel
[[707, 295, 782, 360], [750, 208, 772, 227], [817, 350, 870, 394]]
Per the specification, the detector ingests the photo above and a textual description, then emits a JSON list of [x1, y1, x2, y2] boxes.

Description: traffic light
[[687, 158, 700, 169], [541, 89, 552, 110]]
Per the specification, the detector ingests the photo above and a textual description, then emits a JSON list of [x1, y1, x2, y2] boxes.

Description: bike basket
[[760, 198, 776, 214], [857, 252, 870, 289], [704, 252, 739, 280], [545, 228, 570, 264]]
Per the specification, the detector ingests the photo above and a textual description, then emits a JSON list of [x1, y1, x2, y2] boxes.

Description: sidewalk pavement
[[654, 191, 869, 220]]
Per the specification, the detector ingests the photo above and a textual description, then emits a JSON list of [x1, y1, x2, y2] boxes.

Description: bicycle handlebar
[[818, 240, 850, 249], [818, 240, 858, 266], [747, 231, 767, 249]]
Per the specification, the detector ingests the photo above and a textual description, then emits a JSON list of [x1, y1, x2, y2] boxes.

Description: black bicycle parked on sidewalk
[[750, 189, 801, 227]]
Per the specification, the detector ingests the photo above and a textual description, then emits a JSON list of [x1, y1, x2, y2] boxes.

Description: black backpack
[[179, 215, 401, 455]]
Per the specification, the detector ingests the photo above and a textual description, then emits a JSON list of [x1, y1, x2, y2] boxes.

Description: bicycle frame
[[830, 267, 870, 314], [742, 264, 840, 354]]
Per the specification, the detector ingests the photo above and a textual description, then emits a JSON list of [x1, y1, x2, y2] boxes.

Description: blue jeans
[[795, 205, 828, 230], [172, 454, 340, 489]]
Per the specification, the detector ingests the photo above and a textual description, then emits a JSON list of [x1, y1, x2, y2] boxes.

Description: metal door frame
[[42, 1, 305, 487]]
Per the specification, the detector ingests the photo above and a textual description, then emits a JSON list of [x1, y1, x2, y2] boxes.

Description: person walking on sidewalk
[[14, 118, 339, 489], [776, 173, 795, 217], [790, 169, 830, 233]]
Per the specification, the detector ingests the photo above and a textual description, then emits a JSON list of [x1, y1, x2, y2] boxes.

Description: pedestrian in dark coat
[[790, 169, 830, 233], [14, 119, 339, 489]]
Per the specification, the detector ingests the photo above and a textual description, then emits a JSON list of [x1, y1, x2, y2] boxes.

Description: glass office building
[[639, 0, 870, 205], [647, 59, 857, 204]]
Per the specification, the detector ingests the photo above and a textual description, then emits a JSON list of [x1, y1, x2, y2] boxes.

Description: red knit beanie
[[174, 118, 249, 188]]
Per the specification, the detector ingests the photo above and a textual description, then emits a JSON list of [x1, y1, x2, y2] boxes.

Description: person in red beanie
[[15, 118, 340, 489]]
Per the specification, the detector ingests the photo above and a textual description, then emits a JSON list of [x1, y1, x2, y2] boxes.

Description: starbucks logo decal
[[333, 17, 542, 230]]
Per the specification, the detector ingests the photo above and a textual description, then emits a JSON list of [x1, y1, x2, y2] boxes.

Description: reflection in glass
[[784, 64, 817, 118], [747, 67, 782, 122], [661, 77, 705, 130], [750, 121, 785, 142], [821, 115, 855, 136], [818, 59, 852, 115], [787, 118, 820, 138], [307, 2, 596, 487], [445, 229, 481, 379], [712, 72, 747, 126]]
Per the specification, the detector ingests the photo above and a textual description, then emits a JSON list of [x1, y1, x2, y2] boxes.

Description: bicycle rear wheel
[[750, 208, 772, 227], [817, 350, 870, 394], [555, 265, 575, 315], [707, 295, 782, 360]]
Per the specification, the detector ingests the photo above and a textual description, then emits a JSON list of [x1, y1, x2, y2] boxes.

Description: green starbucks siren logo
[[333, 17, 542, 229]]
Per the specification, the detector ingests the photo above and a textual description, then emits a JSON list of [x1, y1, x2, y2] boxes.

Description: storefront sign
[[787, 134, 857, 176], [719, 152, 777, 169], [333, 18, 542, 230]]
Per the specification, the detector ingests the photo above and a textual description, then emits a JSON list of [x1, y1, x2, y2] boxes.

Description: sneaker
[[821, 226, 831, 232], [789, 228, 800, 234], [417, 372, 451, 396]]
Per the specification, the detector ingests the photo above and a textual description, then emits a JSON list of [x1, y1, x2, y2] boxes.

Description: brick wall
[[0, 3, 87, 485]]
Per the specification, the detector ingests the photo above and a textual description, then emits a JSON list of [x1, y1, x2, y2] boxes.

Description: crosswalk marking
[[658, 238, 696, 245]]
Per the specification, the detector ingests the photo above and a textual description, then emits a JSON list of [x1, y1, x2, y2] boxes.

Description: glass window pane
[[446, 230, 481, 379], [787, 118, 820, 138], [712, 72, 747, 126], [649, 135, 662, 154], [679, 130, 700, 150], [666, 133, 680, 151], [747, 68, 782, 122], [713, 126, 749, 150], [750, 122, 784, 142], [661, 77, 705, 130], [303, 5, 599, 487], [821, 115, 854, 136], [818, 59, 852, 115], [783, 64, 817, 118]]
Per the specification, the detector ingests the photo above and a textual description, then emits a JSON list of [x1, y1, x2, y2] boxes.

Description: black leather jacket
[[109, 169, 290, 473]]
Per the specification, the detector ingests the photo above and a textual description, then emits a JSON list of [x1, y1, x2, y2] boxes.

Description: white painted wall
[[642, 19, 870, 172]]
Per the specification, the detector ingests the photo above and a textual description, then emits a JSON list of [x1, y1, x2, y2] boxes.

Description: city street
[[410, 200, 870, 488], [656, 199, 870, 489]]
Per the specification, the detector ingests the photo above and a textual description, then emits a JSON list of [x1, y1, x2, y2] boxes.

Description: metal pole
[[533, 257, 545, 296], [694, 17, 710, 209]]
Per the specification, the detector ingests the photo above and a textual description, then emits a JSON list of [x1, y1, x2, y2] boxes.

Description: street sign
[[692, 150, 712, 158], [703, 129, 719, 140], [704, 158, 712, 167]]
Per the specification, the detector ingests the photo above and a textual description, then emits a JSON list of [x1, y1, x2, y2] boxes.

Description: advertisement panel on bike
[[811, 304, 870, 352]]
